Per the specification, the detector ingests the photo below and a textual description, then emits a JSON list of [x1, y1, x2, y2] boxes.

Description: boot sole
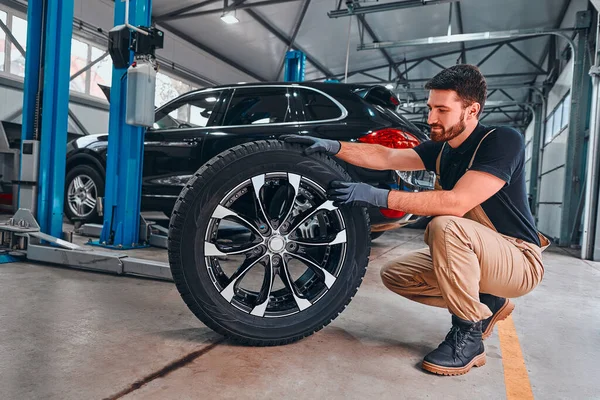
[[421, 352, 486, 376], [482, 299, 515, 340]]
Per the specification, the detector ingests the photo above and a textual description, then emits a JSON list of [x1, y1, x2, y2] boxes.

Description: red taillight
[[359, 128, 418, 219], [380, 208, 406, 219], [390, 96, 400, 106], [358, 128, 420, 149]]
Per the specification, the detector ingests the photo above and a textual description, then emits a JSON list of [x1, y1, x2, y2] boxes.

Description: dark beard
[[429, 111, 466, 142]]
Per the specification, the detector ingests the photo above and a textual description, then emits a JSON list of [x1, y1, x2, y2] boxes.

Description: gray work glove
[[281, 135, 341, 156], [327, 181, 390, 208]]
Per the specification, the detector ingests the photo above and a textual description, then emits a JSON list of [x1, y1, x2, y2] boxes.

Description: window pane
[[223, 87, 292, 125], [298, 88, 342, 121], [90, 47, 112, 98], [70, 39, 89, 93], [10, 16, 27, 77], [525, 141, 532, 161], [154, 72, 192, 108], [562, 93, 571, 129], [189, 95, 220, 127], [0, 12, 6, 71], [553, 102, 563, 136], [154, 92, 221, 129], [545, 113, 554, 145]]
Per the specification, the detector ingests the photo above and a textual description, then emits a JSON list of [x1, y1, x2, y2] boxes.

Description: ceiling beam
[[358, 27, 577, 51], [356, 14, 403, 81], [245, 8, 335, 79], [159, 22, 267, 81], [328, 0, 458, 18], [477, 43, 504, 67], [506, 43, 547, 73], [349, 72, 547, 85], [309, 35, 552, 81]]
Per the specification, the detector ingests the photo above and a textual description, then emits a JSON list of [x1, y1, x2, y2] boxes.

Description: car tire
[[64, 164, 104, 224], [168, 140, 371, 346]]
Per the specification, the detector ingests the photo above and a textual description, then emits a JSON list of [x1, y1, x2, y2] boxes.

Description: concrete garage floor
[[1, 227, 599, 400]]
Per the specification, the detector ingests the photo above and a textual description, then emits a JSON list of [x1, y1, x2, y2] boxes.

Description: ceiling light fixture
[[220, 10, 239, 24]]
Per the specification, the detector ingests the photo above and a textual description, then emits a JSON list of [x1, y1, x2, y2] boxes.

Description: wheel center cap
[[268, 236, 286, 253]]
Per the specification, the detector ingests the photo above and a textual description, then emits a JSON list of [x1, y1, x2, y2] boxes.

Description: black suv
[[65, 82, 432, 236]]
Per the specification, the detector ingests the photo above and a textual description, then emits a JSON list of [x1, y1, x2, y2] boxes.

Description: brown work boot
[[480, 293, 515, 340], [421, 315, 486, 376]]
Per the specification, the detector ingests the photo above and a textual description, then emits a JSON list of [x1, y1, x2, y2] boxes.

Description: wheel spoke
[[212, 204, 263, 237], [220, 255, 267, 302], [292, 229, 347, 247], [68, 194, 77, 203], [204, 241, 263, 257], [286, 252, 336, 289], [251, 257, 275, 317], [280, 173, 301, 226], [73, 177, 84, 191], [251, 175, 274, 231], [83, 179, 95, 192], [77, 203, 85, 216], [279, 257, 312, 311], [288, 200, 338, 233], [83, 196, 96, 210]]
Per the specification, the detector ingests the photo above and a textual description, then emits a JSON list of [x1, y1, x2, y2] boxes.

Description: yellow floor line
[[498, 315, 534, 400]]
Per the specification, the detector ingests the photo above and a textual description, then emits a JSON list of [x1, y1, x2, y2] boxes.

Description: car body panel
[[65, 82, 430, 226]]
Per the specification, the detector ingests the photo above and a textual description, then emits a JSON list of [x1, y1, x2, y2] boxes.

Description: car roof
[[191, 81, 383, 94]]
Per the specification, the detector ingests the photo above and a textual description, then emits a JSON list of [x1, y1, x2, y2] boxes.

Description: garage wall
[[537, 58, 573, 239], [0, 75, 110, 135]]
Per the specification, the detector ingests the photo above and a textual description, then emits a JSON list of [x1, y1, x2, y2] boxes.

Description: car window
[[354, 86, 400, 109], [223, 87, 294, 126], [296, 88, 342, 121], [154, 91, 223, 129]]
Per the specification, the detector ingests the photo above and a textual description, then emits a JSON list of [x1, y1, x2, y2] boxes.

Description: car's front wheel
[[168, 140, 371, 346], [64, 164, 104, 224]]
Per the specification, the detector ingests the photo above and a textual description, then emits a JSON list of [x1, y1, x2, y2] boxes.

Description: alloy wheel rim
[[203, 172, 348, 318], [67, 174, 97, 218]]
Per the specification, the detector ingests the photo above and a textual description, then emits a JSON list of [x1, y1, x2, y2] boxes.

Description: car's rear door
[[199, 86, 306, 162]]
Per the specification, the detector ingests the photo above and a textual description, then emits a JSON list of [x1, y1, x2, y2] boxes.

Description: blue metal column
[[283, 50, 306, 82], [99, 0, 152, 248], [28, 0, 74, 238], [20, 0, 43, 144]]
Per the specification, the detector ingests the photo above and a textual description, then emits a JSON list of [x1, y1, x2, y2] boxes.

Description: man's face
[[427, 90, 472, 142]]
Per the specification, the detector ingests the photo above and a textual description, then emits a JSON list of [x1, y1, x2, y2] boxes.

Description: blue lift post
[[20, 0, 74, 239], [283, 50, 306, 82], [99, 0, 152, 248]]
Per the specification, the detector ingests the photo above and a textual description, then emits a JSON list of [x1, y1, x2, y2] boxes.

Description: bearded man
[[284, 64, 548, 376]]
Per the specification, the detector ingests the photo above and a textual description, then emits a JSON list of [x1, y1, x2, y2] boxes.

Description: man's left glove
[[327, 181, 390, 208]]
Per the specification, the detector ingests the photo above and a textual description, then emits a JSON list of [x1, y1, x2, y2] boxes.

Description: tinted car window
[[223, 87, 294, 125], [296, 88, 342, 121], [354, 86, 400, 109], [154, 91, 223, 129]]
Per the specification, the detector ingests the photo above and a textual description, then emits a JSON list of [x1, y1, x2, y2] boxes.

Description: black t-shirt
[[413, 123, 540, 246]]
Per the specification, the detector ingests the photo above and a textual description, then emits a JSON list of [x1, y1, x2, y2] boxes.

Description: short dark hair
[[425, 64, 487, 117]]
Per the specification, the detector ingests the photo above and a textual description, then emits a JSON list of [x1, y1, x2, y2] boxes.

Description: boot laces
[[445, 325, 468, 355]]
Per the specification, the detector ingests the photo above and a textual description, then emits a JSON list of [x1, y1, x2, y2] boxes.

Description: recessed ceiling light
[[220, 11, 239, 24]]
